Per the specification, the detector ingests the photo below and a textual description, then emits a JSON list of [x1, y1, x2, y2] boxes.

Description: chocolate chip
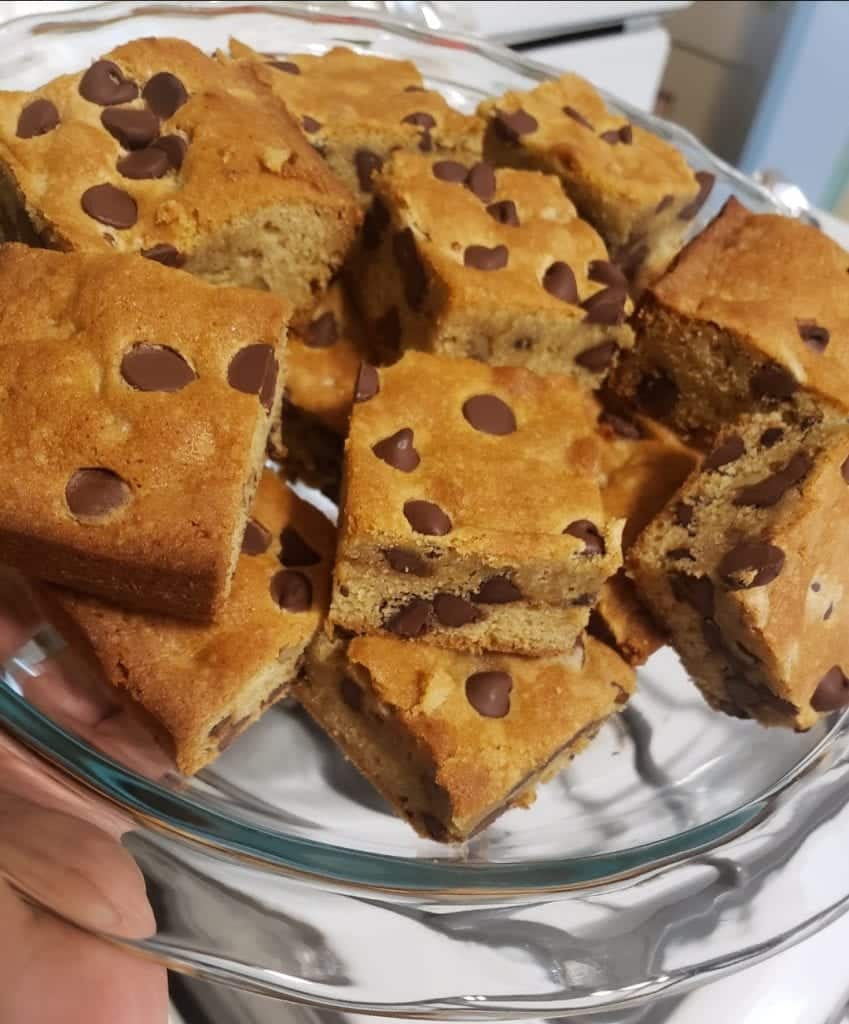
[[565, 519, 605, 555], [152, 134, 187, 170], [241, 518, 271, 555], [812, 666, 849, 712], [582, 286, 626, 325], [674, 501, 693, 527], [703, 434, 745, 471], [101, 107, 159, 149], [842, 455, 849, 484], [210, 713, 249, 751], [637, 370, 678, 417], [719, 540, 785, 589], [486, 199, 519, 226], [599, 409, 642, 440], [372, 427, 420, 472], [354, 149, 383, 192], [797, 319, 830, 353], [614, 238, 649, 281], [465, 670, 512, 718], [403, 499, 451, 536], [355, 363, 379, 402], [79, 61, 138, 106], [750, 362, 798, 400], [269, 60, 300, 74], [117, 147, 170, 179], [494, 107, 538, 143], [432, 160, 468, 182], [393, 228, 428, 310], [760, 427, 784, 448], [227, 344, 278, 413], [588, 259, 627, 290], [825, 603, 834, 621], [600, 125, 632, 145], [143, 72, 188, 118], [563, 105, 593, 130], [402, 111, 435, 128], [362, 197, 389, 250], [667, 547, 694, 561], [270, 570, 312, 611], [575, 339, 618, 371], [305, 311, 338, 349], [679, 171, 715, 221], [121, 343, 196, 392], [279, 526, 320, 567], [140, 243, 184, 268], [513, 337, 533, 351], [385, 598, 432, 638], [404, 84, 425, 93], [734, 451, 812, 508], [464, 244, 508, 270], [543, 261, 578, 303], [382, 547, 428, 576], [466, 162, 496, 203], [340, 677, 363, 712], [301, 115, 321, 133], [462, 394, 516, 435], [66, 468, 131, 518], [375, 306, 402, 349], [16, 98, 59, 138], [670, 572, 714, 617], [81, 184, 137, 228], [656, 194, 674, 214], [812, 581, 822, 592], [473, 576, 522, 604], [434, 593, 482, 627]]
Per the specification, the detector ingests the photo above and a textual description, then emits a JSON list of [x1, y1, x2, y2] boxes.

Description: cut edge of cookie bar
[[297, 630, 635, 842], [477, 73, 706, 291], [347, 152, 634, 386], [630, 405, 849, 729], [45, 472, 336, 775]]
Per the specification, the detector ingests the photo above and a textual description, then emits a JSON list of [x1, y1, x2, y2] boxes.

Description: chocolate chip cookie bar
[[272, 283, 372, 496], [298, 630, 634, 841], [49, 472, 335, 774], [630, 406, 849, 728], [0, 244, 287, 621], [348, 150, 634, 382], [591, 405, 699, 665], [611, 197, 849, 447], [330, 351, 623, 655], [478, 73, 707, 290], [229, 40, 483, 206], [0, 37, 360, 314]]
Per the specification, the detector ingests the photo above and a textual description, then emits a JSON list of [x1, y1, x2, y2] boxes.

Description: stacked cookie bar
[[3, 30, 843, 844]]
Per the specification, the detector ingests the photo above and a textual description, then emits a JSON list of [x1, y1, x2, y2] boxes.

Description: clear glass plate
[[1, 2, 849, 1018]]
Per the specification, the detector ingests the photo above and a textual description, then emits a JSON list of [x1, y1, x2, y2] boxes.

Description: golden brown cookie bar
[[0, 244, 288, 621], [347, 149, 634, 382], [611, 198, 849, 447], [271, 283, 371, 497], [49, 472, 335, 775], [330, 351, 623, 656], [630, 405, 849, 729], [478, 73, 706, 290], [229, 40, 483, 206], [590, 405, 699, 664], [0, 37, 360, 315], [298, 630, 634, 841]]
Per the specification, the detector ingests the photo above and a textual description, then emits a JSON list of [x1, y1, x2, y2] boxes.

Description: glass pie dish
[[1, 2, 849, 1018]]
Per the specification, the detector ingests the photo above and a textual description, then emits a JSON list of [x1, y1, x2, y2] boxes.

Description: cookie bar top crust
[[307, 631, 635, 839], [478, 73, 700, 244], [641, 197, 849, 412], [631, 408, 849, 728], [229, 40, 483, 197], [343, 350, 621, 567], [0, 243, 288, 618], [376, 149, 630, 322], [0, 38, 359, 264], [286, 282, 368, 436], [52, 471, 336, 774]]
